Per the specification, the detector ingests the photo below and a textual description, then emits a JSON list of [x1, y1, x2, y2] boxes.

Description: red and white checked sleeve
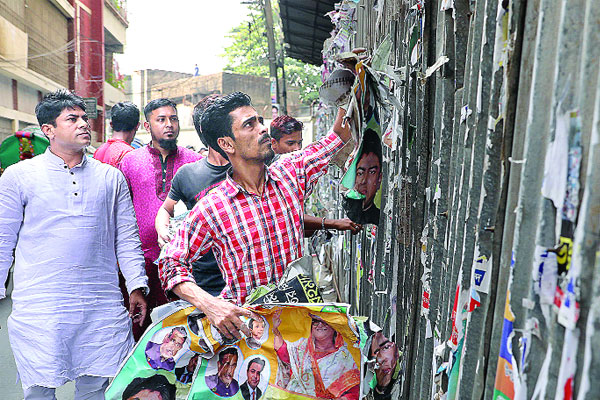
[[274, 130, 344, 197], [158, 208, 214, 293]]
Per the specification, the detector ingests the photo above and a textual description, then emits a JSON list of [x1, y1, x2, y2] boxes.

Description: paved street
[[1, 272, 74, 399]]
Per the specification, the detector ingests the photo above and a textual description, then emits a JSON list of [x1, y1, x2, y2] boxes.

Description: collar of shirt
[[44, 147, 88, 170], [107, 138, 129, 145], [222, 165, 281, 198], [147, 143, 179, 159]]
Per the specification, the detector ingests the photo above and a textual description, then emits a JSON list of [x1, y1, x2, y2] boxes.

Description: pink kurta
[[119, 144, 201, 336]]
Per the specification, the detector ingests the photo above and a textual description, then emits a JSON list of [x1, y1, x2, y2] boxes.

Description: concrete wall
[[0, 75, 11, 109], [0, 13, 27, 68], [130, 69, 194, 115], [103, 0, 127, 48], [24, 0, 70, 87], [150, 72, 223, 102], [0, 116, 11, 142], [146, 71, 306, 119], [17, 82, 38, 115]]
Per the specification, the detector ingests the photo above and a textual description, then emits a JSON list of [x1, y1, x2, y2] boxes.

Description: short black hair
[[144, 98, 177, 121], [247, 357, 266, 372], [200, 92, 252, 159], [193, 94, 222, 146], [122, 375, 176, 400], [218, 347, 238, 364], [270, 115, 303, 141], [35, 89, 86, 127], [360, 129, 382, 165], [111, 102, 140, 132]]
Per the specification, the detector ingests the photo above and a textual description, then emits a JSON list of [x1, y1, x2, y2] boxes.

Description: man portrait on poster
[[369, 331, 401, 399], [175, 353, 199, 385], [145, 327, 187, 371], [122, 374, 176, 400], [240, 357, 266, 400], [206, 347, 241, 396], [343, 128, 383, 225]]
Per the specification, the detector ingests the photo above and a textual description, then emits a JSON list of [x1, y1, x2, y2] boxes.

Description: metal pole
[[279, 44, 288, 115], [262, 0, 280, 106]]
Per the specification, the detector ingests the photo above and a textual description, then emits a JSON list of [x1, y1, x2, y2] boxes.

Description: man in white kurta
[[0, 89, 149, 399]]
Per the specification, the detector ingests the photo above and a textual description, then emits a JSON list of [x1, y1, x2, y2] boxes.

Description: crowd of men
[[0, 88, 361, 399]]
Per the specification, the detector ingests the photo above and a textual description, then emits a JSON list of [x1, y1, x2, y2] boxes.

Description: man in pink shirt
[[119, 98, 201, 339], [93, 101, 139, 166]]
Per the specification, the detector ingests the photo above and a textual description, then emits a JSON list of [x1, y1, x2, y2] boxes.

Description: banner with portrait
[[106, 302, 364, 400], [341, 125, 384, 226]]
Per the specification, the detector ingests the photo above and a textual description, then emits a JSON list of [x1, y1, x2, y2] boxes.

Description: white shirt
[[0, 149, 148, 389]]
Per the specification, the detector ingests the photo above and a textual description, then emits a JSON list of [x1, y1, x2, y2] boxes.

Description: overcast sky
[[115, 0, 250, 76]]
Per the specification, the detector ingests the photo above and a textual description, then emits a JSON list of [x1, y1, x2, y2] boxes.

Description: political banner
[[106, 302, 363, 400]]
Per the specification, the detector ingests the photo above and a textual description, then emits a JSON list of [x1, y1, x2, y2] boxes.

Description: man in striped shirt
[[158, 92, 351, 339]]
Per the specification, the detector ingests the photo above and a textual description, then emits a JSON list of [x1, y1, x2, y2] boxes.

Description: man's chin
[[158, 138, 178, 151], [377, 376, 392, 387], [264, 148, 275, 161]]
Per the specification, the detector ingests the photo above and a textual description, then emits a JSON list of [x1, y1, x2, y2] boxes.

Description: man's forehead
[[371, 332, 387, 348], [249, 361, 263, 370], [231, 106, 258, 122], [59, 107, 86, 116], [284, 131, 303, 140], [151, 106, 177, 117], [358, 152, 381, 167]]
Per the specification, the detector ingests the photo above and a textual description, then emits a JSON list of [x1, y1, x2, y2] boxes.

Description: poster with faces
[[105, 302, 364, 400]]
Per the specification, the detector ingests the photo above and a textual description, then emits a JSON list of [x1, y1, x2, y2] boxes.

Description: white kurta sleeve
[[0, 166, 24, 299], [114, 172, 148, 295]]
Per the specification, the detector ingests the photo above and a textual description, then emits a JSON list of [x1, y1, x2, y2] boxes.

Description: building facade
[[129, 70, 310, 149], [0, 0, 129, 145]]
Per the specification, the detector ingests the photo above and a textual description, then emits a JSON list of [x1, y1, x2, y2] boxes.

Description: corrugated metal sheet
[[301, 0, 600, 398], [279, 0, 336, 65]]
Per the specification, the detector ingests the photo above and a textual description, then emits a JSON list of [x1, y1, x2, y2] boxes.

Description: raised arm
[[332, 107, 352, 143], [272, 309, 285, 352], [276, 110, 349, 199]]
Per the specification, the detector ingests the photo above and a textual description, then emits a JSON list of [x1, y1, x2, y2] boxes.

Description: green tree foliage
[[222, 2, 322, 104]]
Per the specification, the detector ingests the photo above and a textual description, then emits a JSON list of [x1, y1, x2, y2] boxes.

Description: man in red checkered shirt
[[158, 92, 351, 339]]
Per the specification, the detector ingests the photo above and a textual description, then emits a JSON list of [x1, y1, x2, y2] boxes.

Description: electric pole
[[279, 41, 288, 115], [262, 0, 280, 109]]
